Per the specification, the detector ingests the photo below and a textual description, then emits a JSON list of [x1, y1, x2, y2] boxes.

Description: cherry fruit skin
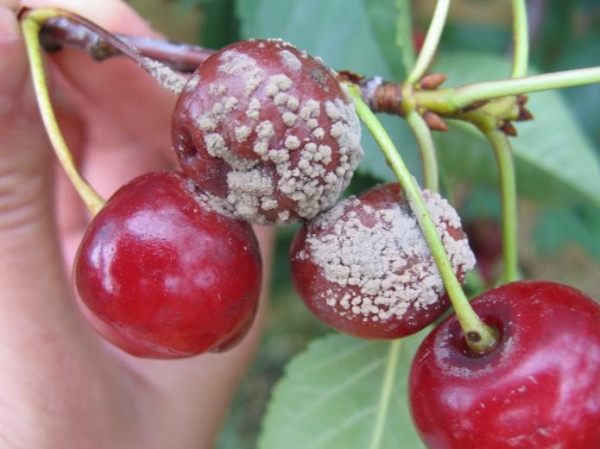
[[171, 38, 363, 226], [290, 183, 475, 339], [409, 280, 600, 449], [74, 171, 262, 359], [464, 218, 503, 284]]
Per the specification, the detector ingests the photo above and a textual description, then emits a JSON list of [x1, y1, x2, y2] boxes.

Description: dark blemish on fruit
[[289, 183, 475, 339], [309, 67, 330, 91], [467, 331, 482, 342], [171, 39, 363, 225]]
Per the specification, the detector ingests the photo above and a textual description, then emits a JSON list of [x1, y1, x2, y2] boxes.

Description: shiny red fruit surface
[[171, 38, 363, 225], [409, 280, 600, 449], [290, 183, 475, 339], [74, 171, 262, 359]]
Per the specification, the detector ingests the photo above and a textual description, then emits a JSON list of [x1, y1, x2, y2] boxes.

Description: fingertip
[[0, 6, 29, 115], [0, 5, 19, 41], [22, 0, 157, 36]]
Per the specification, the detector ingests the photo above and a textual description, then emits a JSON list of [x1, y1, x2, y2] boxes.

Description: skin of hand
[[0, 1, 273, 448]]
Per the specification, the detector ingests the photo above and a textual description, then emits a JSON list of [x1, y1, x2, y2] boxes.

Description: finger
[[0, 7, 157, 438], [23, 0, 182, 262], [0, 1, 17, 10], [26, 0, 179, 156], [0, 4, 98, 358]]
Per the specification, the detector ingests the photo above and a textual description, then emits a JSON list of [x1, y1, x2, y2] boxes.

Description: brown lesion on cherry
[[466, 326, 500, 355], [466, 331, 482, 343], [308, 67, 331, 91], [460, 319, 502, 358]]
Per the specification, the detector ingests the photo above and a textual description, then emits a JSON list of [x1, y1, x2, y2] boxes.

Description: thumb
[[0, 5, 93, 354], [0, 7, 52, 234]]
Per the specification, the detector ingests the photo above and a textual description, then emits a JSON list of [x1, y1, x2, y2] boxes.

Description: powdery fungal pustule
[[171, 39, 363, 225], [290, 183, 476, 340], [141, 57, 188, 95]]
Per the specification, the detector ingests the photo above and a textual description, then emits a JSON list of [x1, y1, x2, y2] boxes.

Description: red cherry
[[464, 218, 503, 284], [209, 301, 257, 354], [289, 183, 475, 339], [413, 30, 426, 53], [171, 38, 363, 225], [409, 280, 600, 449], [74, 171, 262, 359]]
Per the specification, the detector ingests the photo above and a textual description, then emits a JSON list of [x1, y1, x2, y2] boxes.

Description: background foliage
[[126, 0, 600, 446]]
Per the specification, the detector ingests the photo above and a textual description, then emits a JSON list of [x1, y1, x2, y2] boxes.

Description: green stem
[[421, 67, 600, 112], [21, 15, 104, 215], [369, 340, 401, 449], [406, 0, 450, 85], [510, 0, 529, 79], [347, 84, 497, 354], [395, 0, 416, 76], [405, 110, 439, 192], [483, 129, 519, 283], [493, 0, 526, 283]]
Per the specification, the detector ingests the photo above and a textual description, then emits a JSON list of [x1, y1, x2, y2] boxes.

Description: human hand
[[0, 1, 272, 447]]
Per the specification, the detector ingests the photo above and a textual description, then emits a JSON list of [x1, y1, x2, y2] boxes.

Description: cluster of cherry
[[38, 32, 600, 448]]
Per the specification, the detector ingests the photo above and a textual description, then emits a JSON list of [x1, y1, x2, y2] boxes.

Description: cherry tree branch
[[29, 7, 600, 138]]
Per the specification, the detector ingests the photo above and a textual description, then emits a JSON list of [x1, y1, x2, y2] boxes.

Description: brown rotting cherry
[[171, 38, 363, 226], [289, 183, 475, 339]]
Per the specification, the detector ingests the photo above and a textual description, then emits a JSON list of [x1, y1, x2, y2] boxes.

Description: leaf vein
[[287, 358, 385, 423]]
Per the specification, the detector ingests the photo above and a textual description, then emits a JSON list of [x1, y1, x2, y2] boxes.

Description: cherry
[[464, 218, 503, 284], [209, 302, 257, 354], [74, 171, 262, 359], [289, 183, 475, 339], [409, 280, 600, 449], [171, 38, 363, 226]]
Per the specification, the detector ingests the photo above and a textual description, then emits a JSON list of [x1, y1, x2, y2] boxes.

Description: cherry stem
[[397, 1, 441, 193], [40, 26, 212, 73], [405, 109, 439, 192], [32, 7, 600, 127], [395, 0, 416, 76], [483, 129, 519, 283], [510, 0, 529, 79], [23, 7, 188, 94], [369, 339, 401, 449], [20, 13, 104, 216], [346, 84, 497, 355], [475, 0, 527, 283], [405, 0, 450, 85], [417, 67, 600, 113]]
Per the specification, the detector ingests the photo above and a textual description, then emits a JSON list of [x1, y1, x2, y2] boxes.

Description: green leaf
[[258, 333, 425, 449], [178, 0, 216, 7], [236, 0, 421, 184], [439, 23, 510, 55], [200, 0, 240, 48], [395, 0, 416, 74], [535, 207, 600, 261], [433, 52, 600, 207], [552, 30, 600, 144], [237, 0, 400, 79], [362, 0, 407, 79]]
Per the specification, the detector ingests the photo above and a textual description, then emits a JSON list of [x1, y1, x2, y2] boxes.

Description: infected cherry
[[74, 171, 262, 359], [289, 183, 475, 339], [409, 280, 600, 449], [464, 218, 503, 284], [171, 38, 363, 225]]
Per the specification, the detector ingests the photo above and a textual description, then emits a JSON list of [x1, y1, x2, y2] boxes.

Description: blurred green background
[[124, 1, 600, 446]]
